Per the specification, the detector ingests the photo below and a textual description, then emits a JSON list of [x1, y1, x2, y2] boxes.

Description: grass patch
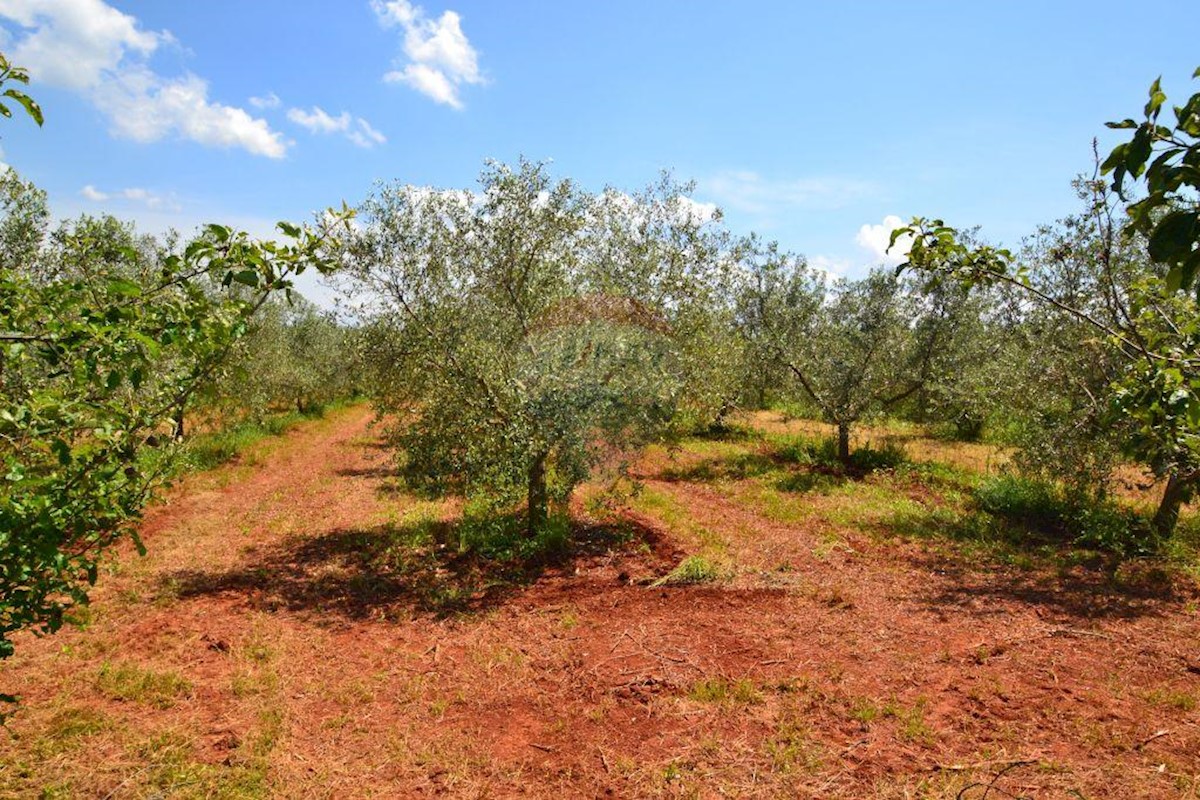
[[653, 555, 722, 586], [687, 677, 762, 704], [975, 474, 1153, 556], [1145, 687, 1197, 712], [96, 661, 193, 708], [180, 405, 336, 471]]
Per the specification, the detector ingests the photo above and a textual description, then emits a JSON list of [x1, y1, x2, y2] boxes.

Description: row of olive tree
[[341, 70, 1198, 549]]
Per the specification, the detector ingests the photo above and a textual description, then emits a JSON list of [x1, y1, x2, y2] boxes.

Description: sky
[[0, 0, 1197, 304]]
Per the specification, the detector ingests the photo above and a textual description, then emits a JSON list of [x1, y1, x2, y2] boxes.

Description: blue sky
[[1, 0, 1197, 301]]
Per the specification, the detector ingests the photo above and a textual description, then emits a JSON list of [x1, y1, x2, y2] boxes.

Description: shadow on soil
[[655, 433, 910, 492], [165, 515, 675, 621], [881, 519, 1194, 620]]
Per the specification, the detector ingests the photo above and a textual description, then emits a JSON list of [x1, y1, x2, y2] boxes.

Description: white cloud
[[79, 183, 180, 211], [348, 117, 387, 148], [673, 196, 720, 225], [701, 170, 877, 218], [288, 105, 351, 135], [248, 91, 281, 110], [372, 0, 484, 109], [855, 214, 912, 266], [0, 0, 288, 158], [287, 106, 387, 149]]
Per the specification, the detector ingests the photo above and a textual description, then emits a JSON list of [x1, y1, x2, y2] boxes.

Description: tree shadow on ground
[[876, 512, 1193, 621], [165, 514, 672, 622]]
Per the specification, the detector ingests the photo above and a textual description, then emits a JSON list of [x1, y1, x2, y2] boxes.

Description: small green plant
[[653, 555, 721, 586], [1145, 688, 1197, 712], [687, 677, 762, 704]]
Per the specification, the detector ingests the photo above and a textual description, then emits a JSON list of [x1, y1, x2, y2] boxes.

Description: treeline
[[337, 123, 1196, 554]]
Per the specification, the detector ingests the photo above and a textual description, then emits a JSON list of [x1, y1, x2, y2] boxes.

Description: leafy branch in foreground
[[890, 68, 1200, 538], [0, 52, 43, 127], [1, 207, 354, 664]]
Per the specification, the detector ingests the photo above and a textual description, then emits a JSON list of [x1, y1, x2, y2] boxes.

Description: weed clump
[[653, 555, 722, 586], [96, 662, 193, 708]]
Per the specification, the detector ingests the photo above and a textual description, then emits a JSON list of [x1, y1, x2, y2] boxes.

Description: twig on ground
[[1134, 729, 1171, 750]]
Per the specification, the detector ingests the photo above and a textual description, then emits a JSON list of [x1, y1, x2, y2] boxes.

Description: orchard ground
[[1, 405, 1199, 798]]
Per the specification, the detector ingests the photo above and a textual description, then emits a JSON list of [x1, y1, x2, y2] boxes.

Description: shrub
[[974, 474, 1152, 556]]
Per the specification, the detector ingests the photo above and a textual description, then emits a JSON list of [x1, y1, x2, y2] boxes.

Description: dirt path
[[2, 407, 1199, 798]]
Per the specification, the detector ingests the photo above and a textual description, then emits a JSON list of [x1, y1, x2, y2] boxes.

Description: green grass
[[95, 661, 193, 708], [653, 555, 723, 586], [687, 677, 762, 704], [180, 404, 340, 471]]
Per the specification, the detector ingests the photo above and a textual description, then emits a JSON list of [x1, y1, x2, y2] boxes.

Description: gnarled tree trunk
[[1152, 471, 1192, 539]]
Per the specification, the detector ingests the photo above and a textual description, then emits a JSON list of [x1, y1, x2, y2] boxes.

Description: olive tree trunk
[[1152, 471, 1193, 539], [527, 451, 549, 538], [836, 421, 851, 465]]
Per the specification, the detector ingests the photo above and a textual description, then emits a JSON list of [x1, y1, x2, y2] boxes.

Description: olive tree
[[748, 260, 951, 464], [343, 160, 722, 536], [215, 295, 355, 418]]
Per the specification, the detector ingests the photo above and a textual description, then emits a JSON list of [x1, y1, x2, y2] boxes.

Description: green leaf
[[231, 269, 260, 287], [1147, 210, 1198, 265], [277, 221, 301, 238], [1145, 77, 1166, 118], [2, 88, 43, 126], [106, 277, 142, 297]]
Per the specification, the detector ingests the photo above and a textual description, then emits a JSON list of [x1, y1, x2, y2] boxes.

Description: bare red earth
[[2, 406, 1199, 798]]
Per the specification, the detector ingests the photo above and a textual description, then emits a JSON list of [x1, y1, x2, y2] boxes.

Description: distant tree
[[217, 295, 354, 417], [753, 264, 950, 465], [343, 160, 722, 536]]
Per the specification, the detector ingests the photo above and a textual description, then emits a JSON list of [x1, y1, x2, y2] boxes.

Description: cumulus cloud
[[79, 183, 181, 211], [287, 105, 387, 149], [855, 214, 913, 266], [0, 0, 288, 158], [372, 0, 484, 109]]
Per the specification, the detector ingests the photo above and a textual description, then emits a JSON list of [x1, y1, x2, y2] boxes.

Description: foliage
[[750, 263, 955, 463], [343, 159, 725, 535], [0, 52, 42, 127], [0, 161, 351, 661], [974, 474, 1150, 556], [212, 295, 356, 420], [1103, 67, 1200, 293]]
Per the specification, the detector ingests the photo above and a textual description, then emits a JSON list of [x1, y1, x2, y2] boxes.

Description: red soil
[[2, 406, 1199, 798]]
